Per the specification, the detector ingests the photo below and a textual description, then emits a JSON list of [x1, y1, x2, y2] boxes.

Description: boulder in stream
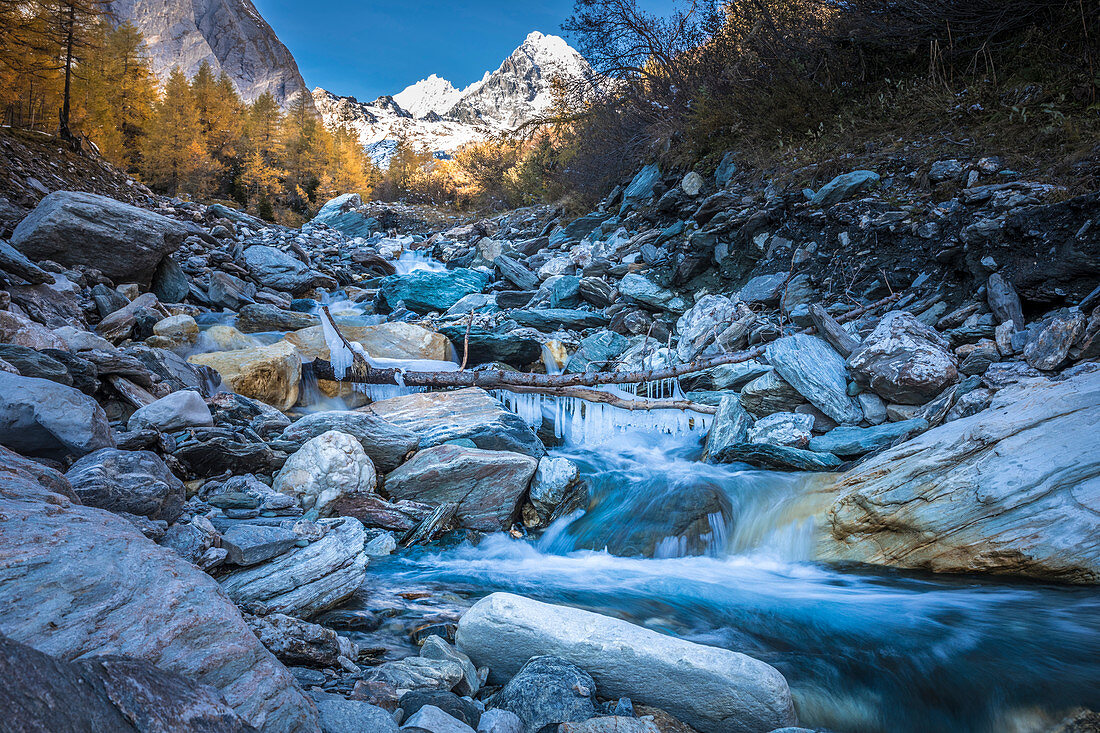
[[456, 593, 796, 733]]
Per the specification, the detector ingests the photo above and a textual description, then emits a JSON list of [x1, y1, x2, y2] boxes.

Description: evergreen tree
[[141, 68, 210, 195]]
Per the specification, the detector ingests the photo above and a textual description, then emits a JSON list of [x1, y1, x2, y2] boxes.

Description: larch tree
[[141, 67, 209, 195]]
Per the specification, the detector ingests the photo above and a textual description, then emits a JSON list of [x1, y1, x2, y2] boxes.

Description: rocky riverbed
[[0, 154, 1097, 733]]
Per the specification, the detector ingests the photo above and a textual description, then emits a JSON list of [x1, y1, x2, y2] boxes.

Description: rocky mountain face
[[108, 0, 313, 109], [314, 31, 598, 165]]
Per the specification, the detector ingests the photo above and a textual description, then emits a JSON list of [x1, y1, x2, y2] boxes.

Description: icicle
[[320, 313, 354, 380]]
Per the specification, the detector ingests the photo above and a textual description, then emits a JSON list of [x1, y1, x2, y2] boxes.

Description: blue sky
[[252, 0, 678, 101]]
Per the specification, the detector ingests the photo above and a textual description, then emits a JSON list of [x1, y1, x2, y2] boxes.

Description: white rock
[[274, 430, 376, 518], [456, 593, 795, 733]]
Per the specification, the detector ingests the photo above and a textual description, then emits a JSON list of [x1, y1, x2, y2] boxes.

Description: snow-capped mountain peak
[[315, 31, 597, 166], [393, 74, 462, 119]]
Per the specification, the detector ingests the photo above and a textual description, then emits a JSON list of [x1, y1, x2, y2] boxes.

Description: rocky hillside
[[108, 0, 313, 109], [314, 32, 598, 165]]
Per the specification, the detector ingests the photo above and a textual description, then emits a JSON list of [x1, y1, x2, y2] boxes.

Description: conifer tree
[[141, 67, 209, 195]]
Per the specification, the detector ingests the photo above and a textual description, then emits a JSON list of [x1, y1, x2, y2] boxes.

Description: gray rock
[[0, 453, 319, 732], [747, 412, 814, 448], [66, 448, 186, 523], [367, 656, 464, 691], [567, 330, 628, 373], [153, 255, 190, 303], [510, 308, 609, 331], [0, 238, 52, 284], [494, 655, 597, 733], [222, 524, 300, 565], [0, 343, 71, 384], [0, 635, 255, 733], [420, 635, 479, 696], [808, 418, 928, 456], [551, 213, 613, 246], [11, 191, 192, 286], [220, 517, 368, 618], [405, 705, 476, 733], [247, 612, 352, 668], [242, 245, 317, 294], [456, 593, 795, 733], [495, 254, 540, 291], [738, 371, 805, 417], [279, 410, 418, 474], [766, 335, 862, 424], [703, 396, 753, 458], [478, 709, 523, 733], [619, 164, 661, 214], [710, 443, 842, 471], [847, 311, 959, 404], [737, 273, 788, 305], [529, 457, 583, 524], [237, 303, 319, 333], [618, 274, 687, 312], [810, 170, 880, 207], [0, 371, 114, 459], [129, 390, 213, 432], [675, 295, 746, 361], [208, 271, 257, 310], [819, 369, 1100, 582], [313, 694, 398, 733], [385, 444, 537, 532], [1024, 311, 1087, 371], [367, 388, 545, 458], [986, 274, 1024, 328]]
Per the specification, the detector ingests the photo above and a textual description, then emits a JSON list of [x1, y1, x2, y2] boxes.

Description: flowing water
[[367, 432, 1100, 733]]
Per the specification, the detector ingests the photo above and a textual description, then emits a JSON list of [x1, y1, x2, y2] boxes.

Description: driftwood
[[313, 294, 900, 401], [401, 502, 458, 547]]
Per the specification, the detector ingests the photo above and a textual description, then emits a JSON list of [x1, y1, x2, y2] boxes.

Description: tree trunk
[[59, 2, 76, 149]]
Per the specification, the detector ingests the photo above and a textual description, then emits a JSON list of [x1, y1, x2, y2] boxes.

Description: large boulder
[[846, 311, 959, 404], [818, 369, 1100, 582], [10, 191, 193, 286], [365, 388, 545, 458], [0, 371, 114, 460], [189, 341, 302, 411], [219, 517, 368, 618], [378, 268, 490, 314], [765, 335, 862, 424], [0, 635, 254, 732], [241, 245, 316, 294], [0, 451, 319, 732], [436, 326, 542, 368], [384, 444, 538, 532], [279, 410, 418, 473], [66, 448, 186, 523], [273, 430, 377, 518], [456, 593, 795, 733]]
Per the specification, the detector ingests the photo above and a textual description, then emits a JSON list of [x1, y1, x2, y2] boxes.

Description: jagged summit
[[315, 31, 597, 166]]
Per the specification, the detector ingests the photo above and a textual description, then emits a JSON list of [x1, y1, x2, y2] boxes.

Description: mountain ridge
[[314, 31, 597, 166]]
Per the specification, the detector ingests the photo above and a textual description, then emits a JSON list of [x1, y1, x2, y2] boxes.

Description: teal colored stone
[[379, 268, 491, 314]]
